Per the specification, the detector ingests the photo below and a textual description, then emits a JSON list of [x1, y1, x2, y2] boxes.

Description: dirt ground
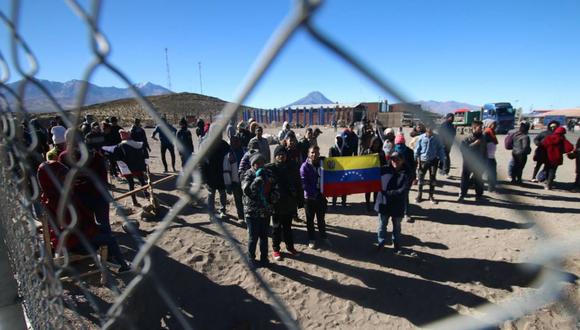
[[66, 126, 580, 329]]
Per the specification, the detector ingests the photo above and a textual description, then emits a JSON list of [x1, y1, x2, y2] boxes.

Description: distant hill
[[415, 100, 480, 115], [284, 91, 333, 107], [3, 79, 173, 113], [78, 92, 261, 127]]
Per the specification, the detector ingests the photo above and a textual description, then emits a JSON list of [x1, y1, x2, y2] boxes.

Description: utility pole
[[165, 48, 172, 91], [198, 61, 203, 95]]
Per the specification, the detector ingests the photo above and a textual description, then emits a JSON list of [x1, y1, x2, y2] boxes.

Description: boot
[[415, 186, 423, 203]]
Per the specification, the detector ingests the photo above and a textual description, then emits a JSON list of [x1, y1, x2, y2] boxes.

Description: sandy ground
[[65, 126, 580, 329]]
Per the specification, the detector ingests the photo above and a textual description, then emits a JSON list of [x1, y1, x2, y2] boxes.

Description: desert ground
[[67, 126, 579, 329]]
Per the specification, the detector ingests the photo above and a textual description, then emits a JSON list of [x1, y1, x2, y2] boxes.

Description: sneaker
[[308, 240, 316, 249], [272, 251, 282, 261], [287, 248, 300, 257], [404, 215, 414, 223], [531, 178, 538, 183], [456, 195, 465, 202]]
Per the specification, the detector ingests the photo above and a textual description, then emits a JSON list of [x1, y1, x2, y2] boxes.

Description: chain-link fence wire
[[0, 0, 578, 329]]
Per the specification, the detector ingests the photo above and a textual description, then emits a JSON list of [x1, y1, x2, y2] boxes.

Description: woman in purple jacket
[[300, 145, 330, 249]]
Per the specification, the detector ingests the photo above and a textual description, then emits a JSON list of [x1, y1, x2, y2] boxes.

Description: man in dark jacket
[[438, 113, 456, 176], [374, 152, 409, 254], [328, 134, 347, 207], [458, 120, 486, 202], [85, 122, 106, 152], [531, 120, 559, 182], [130, 118, 151, 159], [175, 117, 194, 167], [266, 145, 303, 260], [112, 130, 149, 206], [151, 115, 177, 172], [242, 153, 279, 267], [106, 117, 123, 146], [511, 122, 532, 184], [201, 129, 231, 219], [342, 122, 359, 156]]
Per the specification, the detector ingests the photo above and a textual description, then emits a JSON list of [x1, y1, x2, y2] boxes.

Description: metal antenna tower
[[165, 48, 172, 91], [198, 61, 203, 95]]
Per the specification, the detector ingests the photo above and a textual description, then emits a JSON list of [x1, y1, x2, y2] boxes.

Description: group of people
[[13, 111, 580, 272]]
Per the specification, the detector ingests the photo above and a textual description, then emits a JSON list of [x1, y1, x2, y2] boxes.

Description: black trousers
[[439, 145, 452, 174], [127, 173, 147, 203], [512, 154, 528, 183], [418, 159, 438, 197], [160, 144, 176, 171], [545, 164, 558, 188], [272, 213, 294, 252], [305, 196, 327, 240], [460, 164, 484, 197]]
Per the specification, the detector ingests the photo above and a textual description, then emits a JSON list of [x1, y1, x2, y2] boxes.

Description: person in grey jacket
[[511, 122, 532, 184], [248, 126, 271, 163]]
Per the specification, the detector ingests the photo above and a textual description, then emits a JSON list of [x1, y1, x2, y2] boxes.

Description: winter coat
[[374, 165, 409, 217], [242, 167, 279, 218], [58, 149, 108, 202], [176, 128, 194, 155], [37, 161, 98, 250], [152, 124, 177, 146], [439, 121, 456, 148], [341, 129, 359, 156], [130, 125, 150, 158], [202, 139, 231, 189], [112, 140, 147, 175], [266, 159, 304, 215], [542, 131, 574, 166], [512, 132, 531, 156], [460, 133, 487, 169], [239, 149, 259, 178], [300, 157, 325, 200], [236, 130, 253, 149]]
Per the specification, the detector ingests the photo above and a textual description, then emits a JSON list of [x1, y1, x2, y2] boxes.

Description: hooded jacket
[[242, 167, 279, 218], [542, 127, 574, 166], [266, 159, 304, 215]]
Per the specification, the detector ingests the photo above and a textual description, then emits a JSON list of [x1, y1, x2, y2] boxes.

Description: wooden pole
[[113, 174, 177, 201]]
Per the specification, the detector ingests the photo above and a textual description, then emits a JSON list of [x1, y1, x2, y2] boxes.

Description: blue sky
[[1, 1, 579, 111]]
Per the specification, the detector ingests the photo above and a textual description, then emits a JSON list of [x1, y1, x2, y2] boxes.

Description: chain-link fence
[[0, 0, 579, 329]]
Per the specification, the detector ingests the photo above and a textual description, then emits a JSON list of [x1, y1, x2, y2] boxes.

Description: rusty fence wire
[[0, 0, 578, 329]]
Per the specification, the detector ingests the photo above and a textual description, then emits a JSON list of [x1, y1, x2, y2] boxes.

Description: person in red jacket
[[541, 127, 574, 190]]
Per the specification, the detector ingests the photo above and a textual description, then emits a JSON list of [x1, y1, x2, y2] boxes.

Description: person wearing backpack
[[511, 122, 532, 184]]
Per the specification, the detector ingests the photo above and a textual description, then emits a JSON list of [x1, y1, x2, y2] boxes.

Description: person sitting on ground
[[542, 126, 574, 190], [458, 120, 486, 202], [511, 121, 532, 185], [374, 152, 410, 255], [130, 118, 151, 159], [300, 145, 331, 249], [175, 117, 194, 168], [248, 126, 271, 163], [151, 115, 177, 173], [113, 130, 149, 207], [414, 127, 446, 204], [242, 153, 279, 267], [266, 145, 303, 261]]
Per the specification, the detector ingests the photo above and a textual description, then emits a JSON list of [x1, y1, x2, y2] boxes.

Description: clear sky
[[1, 0, 579, 111]]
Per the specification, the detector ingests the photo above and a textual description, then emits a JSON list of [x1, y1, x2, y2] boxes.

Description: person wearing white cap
[[46, 125, 67, 161]]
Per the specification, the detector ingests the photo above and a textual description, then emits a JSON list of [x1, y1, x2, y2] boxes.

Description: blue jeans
[[377, 213, 402, 251], [246, 217, 269, 261]]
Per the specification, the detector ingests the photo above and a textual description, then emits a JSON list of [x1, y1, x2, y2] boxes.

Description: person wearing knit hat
[[242, 152, 279, 267], [266, 145, 303, 260], [239, 139, 262, 178], [46, 126, 67, 161], [541, 126, 574, 190]]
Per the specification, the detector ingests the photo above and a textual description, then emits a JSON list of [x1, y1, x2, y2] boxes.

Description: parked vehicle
[[481, 102, 515, 134]]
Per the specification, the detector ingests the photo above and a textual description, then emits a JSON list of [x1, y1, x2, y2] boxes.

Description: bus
[[481, 102, 515, 134]]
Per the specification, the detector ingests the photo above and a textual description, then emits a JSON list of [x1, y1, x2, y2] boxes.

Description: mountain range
[[2, 79, 172, 113], [284, 91, 479, 114]]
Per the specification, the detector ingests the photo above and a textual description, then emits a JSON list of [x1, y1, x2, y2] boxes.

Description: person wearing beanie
[[541, 126, 574, 190], [266, 145, 303, 260], [329, 134, 348, 207], [438, 113, 456, 176], [510, 121, 532, 185], [242, 153, 279, 267], [130, 118, 150, 159], [414, 126, 446, 204], [46, 125, 67, 161], [239, 139, 261, 178], [152, 115, 177, 172], [175, 117, 194, 168]]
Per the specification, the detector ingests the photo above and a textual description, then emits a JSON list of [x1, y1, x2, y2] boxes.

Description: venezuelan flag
[[321, 154, 381, 197]]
